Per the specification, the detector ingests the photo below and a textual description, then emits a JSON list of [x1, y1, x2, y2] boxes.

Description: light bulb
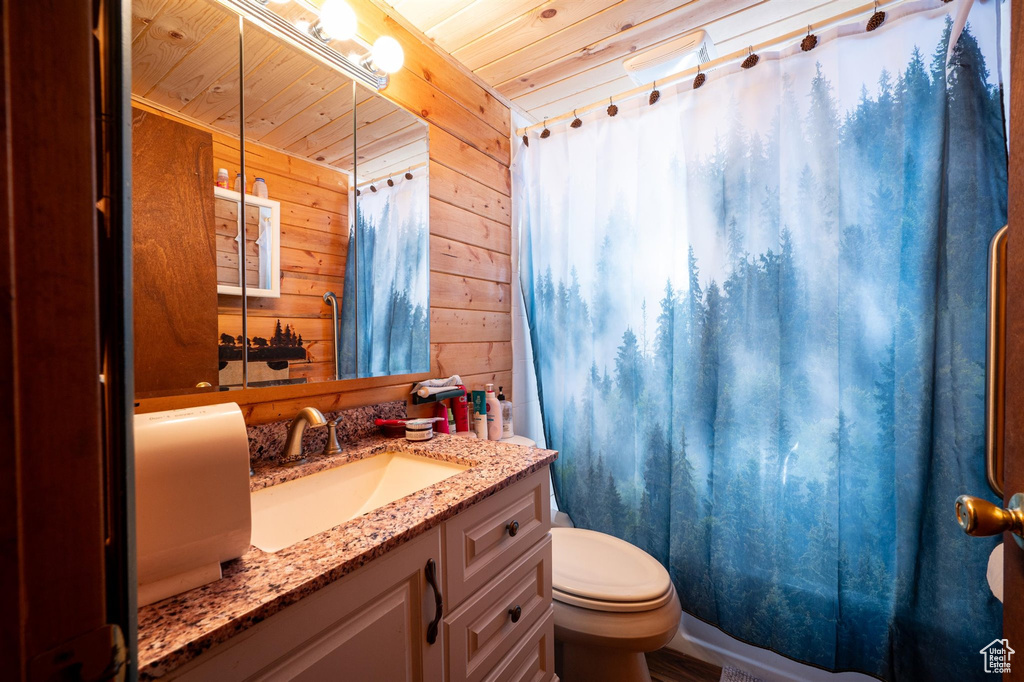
[[318, 0, 356, 41], [371, 36, 404, 74]]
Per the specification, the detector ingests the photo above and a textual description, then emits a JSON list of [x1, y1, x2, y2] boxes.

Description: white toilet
[[503, 435, 681, 680], [550, 527, 682, 682]]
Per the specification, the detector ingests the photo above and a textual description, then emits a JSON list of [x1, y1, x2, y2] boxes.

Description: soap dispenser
[[485, 383, 502, 440]]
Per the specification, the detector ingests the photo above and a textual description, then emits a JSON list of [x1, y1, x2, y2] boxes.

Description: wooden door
[[1, 0, 131, 678], [1003, 3, 1024, 675], [132, 107, 219, 394]]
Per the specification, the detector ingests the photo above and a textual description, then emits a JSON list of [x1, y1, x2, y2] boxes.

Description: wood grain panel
[[430, 161, 510, 224], [381, 66, 511, 165], [432, 342, 513, 376], [452, 0, 620, 72], [430, 199, 511, 254], [431, 272, 511, 312], [431, 309, 512, 344], [132, 108, 220, 394], [429, 125, 510, 196], [132, 0, 227, 95], [5, 0, 109, 668], [347, 0, 511, 135], [431, 237, 511, 283]]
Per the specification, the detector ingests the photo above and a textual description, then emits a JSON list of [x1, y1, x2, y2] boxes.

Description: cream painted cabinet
[[169, 466, 553, 682], [171, 527, 445, 681]]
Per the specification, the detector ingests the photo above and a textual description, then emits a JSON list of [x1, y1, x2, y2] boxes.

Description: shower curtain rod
[[355, 160, 428, 188], [515, 0, 942, 137]]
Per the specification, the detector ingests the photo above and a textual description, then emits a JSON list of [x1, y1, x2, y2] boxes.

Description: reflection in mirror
[[344, 87, 430, 378], [240, 16, 357, 387], [130, 0, 430, 398], [130, 0, 241, 398]]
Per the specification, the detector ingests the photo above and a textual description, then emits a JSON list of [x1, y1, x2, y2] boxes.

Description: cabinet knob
[[509, 605, 522, 623], [506, 520, 519, 537]]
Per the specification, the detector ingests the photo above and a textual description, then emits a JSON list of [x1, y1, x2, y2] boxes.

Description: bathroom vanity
[[137, 435, 556, 681]]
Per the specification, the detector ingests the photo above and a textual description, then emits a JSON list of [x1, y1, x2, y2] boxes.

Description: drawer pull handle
[[425, 558, 443, 645], [507, 520, 520, 537], [509, 605, 522, 623]]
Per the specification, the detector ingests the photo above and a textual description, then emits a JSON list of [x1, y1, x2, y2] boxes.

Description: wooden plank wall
[[135, 0, 513, 423], [212, 132, 350, 385]]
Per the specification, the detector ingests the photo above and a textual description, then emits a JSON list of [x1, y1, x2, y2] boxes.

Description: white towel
[[411, 375, 464, 397]]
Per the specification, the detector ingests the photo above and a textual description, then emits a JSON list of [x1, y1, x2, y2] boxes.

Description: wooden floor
[[645, 647, 723, 682]]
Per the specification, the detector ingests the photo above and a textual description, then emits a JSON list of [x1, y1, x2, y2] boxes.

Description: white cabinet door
[[173, 527, 444, 682]]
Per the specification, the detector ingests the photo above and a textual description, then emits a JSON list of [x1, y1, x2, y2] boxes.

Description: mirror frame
[[135, 370, 432, 423]]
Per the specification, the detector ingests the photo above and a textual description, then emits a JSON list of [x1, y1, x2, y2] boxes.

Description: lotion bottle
[[485, 384, 502, 440], [498, 386, 513, 438]]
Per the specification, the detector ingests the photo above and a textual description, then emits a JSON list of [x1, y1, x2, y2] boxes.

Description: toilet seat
[[551, 527, 673, 613]]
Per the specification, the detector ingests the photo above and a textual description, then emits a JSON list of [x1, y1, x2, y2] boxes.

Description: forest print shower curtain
[[340, 173, 430, 378], [518, 3, 1007, 680]]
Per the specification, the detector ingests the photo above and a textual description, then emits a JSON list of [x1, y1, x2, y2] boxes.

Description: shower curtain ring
[[802, 24, 818, 51], [741, 46, 760, 69], [693, 65, 706, 89]]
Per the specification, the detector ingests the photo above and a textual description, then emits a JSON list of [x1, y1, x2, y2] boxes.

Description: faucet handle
[[322, 418, 343, 456]]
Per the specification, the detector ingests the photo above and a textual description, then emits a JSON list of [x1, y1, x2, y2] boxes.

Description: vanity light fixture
[[310, 0, 356, 43], [226, 0, 398, 90], [368, 36, 404, 74]]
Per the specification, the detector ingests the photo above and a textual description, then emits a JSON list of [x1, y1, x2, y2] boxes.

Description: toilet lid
[[551, 528, 671, 605], [501, 435, 537, 447]]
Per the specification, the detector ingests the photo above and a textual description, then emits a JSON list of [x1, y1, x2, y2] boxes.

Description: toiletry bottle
[[233, 172, 246, 194], [433, 401, 450, 434], [216, 168, 229, 189], [485, 384, 502, 440], [254, 177, 268, 198], [447, 407, 456, 433], [453, 386, 470, 433], [498, 386, 514, 438], [472, 390, 487, 439]]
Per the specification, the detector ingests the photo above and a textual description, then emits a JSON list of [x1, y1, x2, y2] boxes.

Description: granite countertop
[[136, 433, 557, 679]]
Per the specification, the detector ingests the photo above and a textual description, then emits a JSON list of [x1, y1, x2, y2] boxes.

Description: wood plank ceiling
[[386, 0, 867, 121], [131, 0, 427, 184]]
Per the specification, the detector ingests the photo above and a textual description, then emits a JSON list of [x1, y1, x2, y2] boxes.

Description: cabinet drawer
[[445, 536, 551, 682], [484, 607, 555, 682], [444, 468, 550, 608]]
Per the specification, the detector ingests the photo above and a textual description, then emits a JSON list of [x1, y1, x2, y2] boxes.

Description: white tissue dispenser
[[134, 403, 252, 607]]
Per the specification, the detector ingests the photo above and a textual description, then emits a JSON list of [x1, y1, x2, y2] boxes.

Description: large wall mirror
[[130, 0, 429, 399]]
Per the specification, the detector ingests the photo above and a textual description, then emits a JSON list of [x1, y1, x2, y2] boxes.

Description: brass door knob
[[955, 494, 1024, 538]]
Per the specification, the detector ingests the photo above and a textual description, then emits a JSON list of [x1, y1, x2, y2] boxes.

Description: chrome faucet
[[282, 406, 327, 465], [322, 417, 343, 456]]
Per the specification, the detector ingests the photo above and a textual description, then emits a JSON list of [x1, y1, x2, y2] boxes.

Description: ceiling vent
[[623, 30, 716, 86]]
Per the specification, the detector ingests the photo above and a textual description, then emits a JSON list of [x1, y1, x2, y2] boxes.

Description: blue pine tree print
[[521, 11, 1007, 681]]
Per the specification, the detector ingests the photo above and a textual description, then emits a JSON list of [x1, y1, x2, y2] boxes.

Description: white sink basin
[[250, 451, 469, 553]]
